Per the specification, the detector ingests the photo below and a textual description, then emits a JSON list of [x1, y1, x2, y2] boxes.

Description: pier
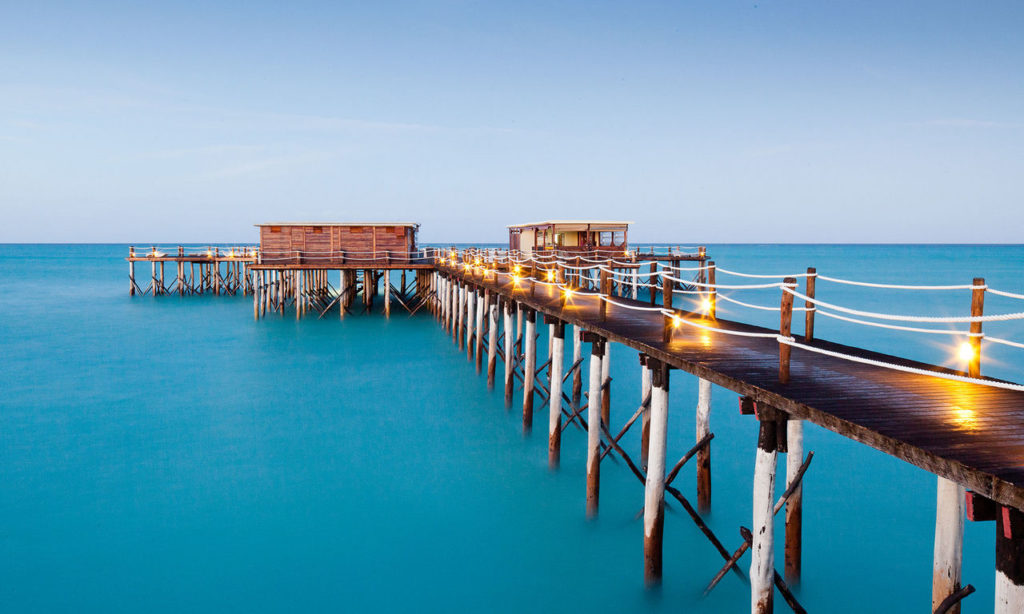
[[129, 224, 1024, 614]]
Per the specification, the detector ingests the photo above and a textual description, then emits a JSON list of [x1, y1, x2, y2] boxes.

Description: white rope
[[983, 336, 1024, 350], [816, 275, 980, 291], [816, 309, 970, 336], [988, 288, 1024, 301], [661, 272, 785, 290], [780, 337, 1024, 392], [782, 286, 1024, 323], [717, 294, 783, 312], [714, 266, 811, 279]]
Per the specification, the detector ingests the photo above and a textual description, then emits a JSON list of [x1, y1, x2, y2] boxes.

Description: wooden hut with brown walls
[[507, 220, 631, 258], [256, 222, 420, 265]]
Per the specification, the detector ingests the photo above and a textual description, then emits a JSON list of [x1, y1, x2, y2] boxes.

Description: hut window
[[612, 231, 625, 245], [269, 226, 281, 233], [349, 227, 366, 233], [312, 227, 323, 234]]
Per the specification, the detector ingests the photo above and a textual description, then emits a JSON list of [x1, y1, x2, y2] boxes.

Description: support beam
[[384, 270, 391, 317], [751, 410, 779, 614], [644, 358, 670, 585], [933, 476, 964, 613], [697, 377, 713, 513]]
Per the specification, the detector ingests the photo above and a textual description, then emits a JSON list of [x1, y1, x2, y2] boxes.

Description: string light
[[547, 270, 555, 282], [958, 342, 975, 362], [701, 298, 713, 314]]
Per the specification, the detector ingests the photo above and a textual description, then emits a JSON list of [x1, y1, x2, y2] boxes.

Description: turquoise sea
[[2, 243, 1023, 613]]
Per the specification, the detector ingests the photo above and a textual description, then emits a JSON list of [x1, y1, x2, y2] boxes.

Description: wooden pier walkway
[[442, 264, 1024, 509]]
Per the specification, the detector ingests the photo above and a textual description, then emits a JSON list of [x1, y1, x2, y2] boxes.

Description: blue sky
[[1, 1, 1021, 243]]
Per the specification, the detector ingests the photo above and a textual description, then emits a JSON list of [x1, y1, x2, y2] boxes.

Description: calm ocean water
[[1, 243, 1022, 613]]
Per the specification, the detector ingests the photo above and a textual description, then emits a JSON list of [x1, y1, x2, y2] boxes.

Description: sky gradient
[[1, 1, 1022, 244]]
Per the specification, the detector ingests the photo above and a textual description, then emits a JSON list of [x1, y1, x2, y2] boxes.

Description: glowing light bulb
[[701, 298, 712, 313], [673, 316, 682, 328], [547, 270, 555, 282], [958, 342, 975, 362], [513, 264, 521, 274], [563, 288, 573, 299], [206, 250, 212, 258]]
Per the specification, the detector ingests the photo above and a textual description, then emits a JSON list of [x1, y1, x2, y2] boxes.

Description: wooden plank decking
[[443, 265, 1024, 510]]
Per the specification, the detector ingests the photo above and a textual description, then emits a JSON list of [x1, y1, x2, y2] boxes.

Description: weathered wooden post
[[639, 354, 652, 466], [933, 477, 965, 612], [804, 267, 816, 340], [648, 262, 657, 306], [969, 277, 985, 378], [662, 266, 674, 343], [294, 270, 301, 319], [129, 247, 136, 295], [779, 277, 797, 384], [599, 267, 610, 320], [601, 342, 611, 429], [457, 282, 465, 348], [751, 406, 779, 614], [996, 506, 1024, 612], [487, 295, 498, 388], [150, 250, 157, 296], [475, 289, 486, 372], [548, 317, 565, 468], [697, 377, 712, 513], [214, 247, 220, 295], [504, 299, 515, 407], [523, 307, 537, 434], [253, 271, 260, 321], [707, 260, 716, 318], [585, 333, 605, 518], [572, 324, 583, 409], [466, 288, 476, 360], [644, 357, 670, 584], [785, 417, 803, 584], [384, 270, 391, 317]]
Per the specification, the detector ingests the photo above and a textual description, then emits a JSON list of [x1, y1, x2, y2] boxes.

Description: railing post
[[779, 277, 796, 384], [662, 265, 674, 343], [969, 277, 985, 378], [804, 268, 816, 341], [648, 262, 657, 306], [599, 267, 610, 320], [707, 260, 717, 318]]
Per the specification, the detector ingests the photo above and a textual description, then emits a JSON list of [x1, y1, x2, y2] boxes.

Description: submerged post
[[644, 357, 670, 585], [585, 333, 605, 518], [751, 406, 779, 614], [572, 324, 583, 410], [475, 289, 486, 373], [466, 288, 476, 361], [548, 318, 565, 469], [384, 270, 391, 317], [696, 377, 712, 513]]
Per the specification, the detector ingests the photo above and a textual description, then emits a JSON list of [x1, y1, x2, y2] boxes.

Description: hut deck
[[447, 266, 1024, 510]]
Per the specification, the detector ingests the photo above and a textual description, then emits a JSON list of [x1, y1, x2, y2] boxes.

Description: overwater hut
[[256, 222, 420, 265], [507, 220, 631, 257]]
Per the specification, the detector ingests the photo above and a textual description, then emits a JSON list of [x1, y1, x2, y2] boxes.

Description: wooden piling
[[523, 307, 537, 434], [467, 288, 477, 360], [644, 357, 670, 584], [751, 407, 779, 614], [601, 342, 611, 429], [933, 477, 965, 612], [487, 295, 498, 388], [504, 299, 514, 407], [475, 290, 486, 372], [996, 506, 1024, 613], [129, 247, 136, 295], [640, 354, 652, 466], [586, 334, 605, 518], [785, 418, 803, 584], [697, 377, 712, 513], [384, 270, 391, 317], [548, 319, 565, 468], [572, 324, 583, 409]]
